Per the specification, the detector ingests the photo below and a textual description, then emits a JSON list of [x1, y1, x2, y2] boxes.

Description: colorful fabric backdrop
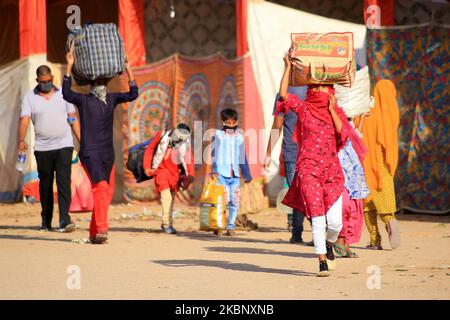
[[122, 54, 263, 203], [367, 24, 449, 213]]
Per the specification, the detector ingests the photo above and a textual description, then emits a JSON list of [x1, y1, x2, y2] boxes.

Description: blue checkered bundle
[[67, 23, 125, 84]]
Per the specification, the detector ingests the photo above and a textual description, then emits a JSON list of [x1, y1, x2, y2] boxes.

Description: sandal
[[333, 242, 348, 257], [345, 249, 359, 258], [366, 243, 383, 250]]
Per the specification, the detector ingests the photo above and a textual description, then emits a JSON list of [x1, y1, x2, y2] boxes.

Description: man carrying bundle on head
[[63, 49, 139, 244]]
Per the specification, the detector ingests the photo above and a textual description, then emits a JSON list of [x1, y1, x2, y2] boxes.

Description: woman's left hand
[[328, 94, 337, 113]]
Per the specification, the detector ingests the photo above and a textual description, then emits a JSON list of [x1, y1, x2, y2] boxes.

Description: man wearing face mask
[[63, 50, 138, 244], [18, 65, 80, 232], [143, 123, 195, 234]]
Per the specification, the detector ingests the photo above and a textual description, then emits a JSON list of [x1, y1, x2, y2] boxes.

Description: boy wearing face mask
[[18, 65, 80, 232], [143, 124, 195, 234], [211, 109, 252, 236]]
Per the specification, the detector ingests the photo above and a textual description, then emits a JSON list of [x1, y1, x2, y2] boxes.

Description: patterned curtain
[[122, 54, 246, 202], [367, 24, 449, 213]]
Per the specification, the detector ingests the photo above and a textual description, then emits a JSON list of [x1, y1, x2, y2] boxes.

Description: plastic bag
[[199, 180, 227, 231], [334, 66, 375, 117]]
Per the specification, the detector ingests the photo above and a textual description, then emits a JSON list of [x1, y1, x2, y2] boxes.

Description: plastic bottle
[[16, 152, 26, 172]]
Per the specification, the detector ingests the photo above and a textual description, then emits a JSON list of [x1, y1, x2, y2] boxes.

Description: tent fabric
[[0, 54, 46, 202], [236, 0, 249, 57], [0, 0, 20, 66], [0, 55, 51, 202], [19, 0, 46, 58], [119, 0, 146, 67], [366, 24, 449, 214], [46, 0, 118, 64], [247, 0, 367, 198], [243, 55, 264, 179], [364, 0, 395, 27], [122, 53, 263, 202], [0, 59, 29, 202]]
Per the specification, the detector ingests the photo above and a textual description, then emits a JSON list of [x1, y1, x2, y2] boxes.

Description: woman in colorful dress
[[334, 121, 370, 257], [276, 55, 351, 277], [354, 79, 400, 250]]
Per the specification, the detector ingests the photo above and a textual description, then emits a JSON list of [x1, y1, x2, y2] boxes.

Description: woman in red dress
[[276, 55, 351, 277]]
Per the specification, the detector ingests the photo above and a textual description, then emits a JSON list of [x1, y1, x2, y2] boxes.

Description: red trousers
[[83, 165, 115, 240], [339, 188, 364, 245]]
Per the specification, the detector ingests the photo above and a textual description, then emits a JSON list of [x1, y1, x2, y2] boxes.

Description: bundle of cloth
[[66, 23, 125, 85], [334, 66, 374, 117]]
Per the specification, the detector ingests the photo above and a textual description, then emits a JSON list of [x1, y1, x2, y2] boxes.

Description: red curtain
[[19, 0, 46, 58], [118, 0, 146, 66], [364, 0, 395, 27], [236, 0, 248, 57], [243, 56, 264, 179], [0, 0, 20, 66]]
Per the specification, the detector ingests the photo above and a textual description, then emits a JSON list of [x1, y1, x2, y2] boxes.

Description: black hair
[[90, 78, 112, 86], [177, 123, 191, 133], [36, 65, 52, 77], [220, 108, 238, 121]]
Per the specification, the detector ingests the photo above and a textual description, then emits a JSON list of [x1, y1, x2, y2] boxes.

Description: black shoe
[[39, 223, 53, 231], [161, 225, 177, 234], [317, 260, 330, 277], [226, 229, 236, 236], [326, 242, 337, 271], [326, 242, 335, 261], [289, 237, 304, 244]]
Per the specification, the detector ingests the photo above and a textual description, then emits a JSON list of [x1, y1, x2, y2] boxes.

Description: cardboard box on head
[[289, 32, 356, 88]]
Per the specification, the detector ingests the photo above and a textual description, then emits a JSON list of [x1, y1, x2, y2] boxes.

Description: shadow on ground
[[206, 246, 316, 258], [0, 225, 40, 231], [398, 211, 450, 223], [152, 259, 315, 277], [175, 230, 289, 245], [0, 234, 72, 243]]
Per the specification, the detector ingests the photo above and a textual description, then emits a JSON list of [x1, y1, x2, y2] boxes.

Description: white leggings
[[311, 194, 343, 255]]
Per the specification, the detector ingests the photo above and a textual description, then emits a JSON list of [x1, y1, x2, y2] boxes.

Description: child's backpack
[[126, 137, 155, 183]]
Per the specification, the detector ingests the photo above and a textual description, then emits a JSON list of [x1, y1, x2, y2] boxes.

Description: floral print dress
[[276, 92, 350, 219]]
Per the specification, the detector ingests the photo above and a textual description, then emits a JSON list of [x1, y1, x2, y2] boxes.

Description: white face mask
[[90, 85, 107, 104], [170, 128, 190, 147]]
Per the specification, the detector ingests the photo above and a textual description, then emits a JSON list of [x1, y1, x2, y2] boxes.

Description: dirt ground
[[0, 201, 449, 300]]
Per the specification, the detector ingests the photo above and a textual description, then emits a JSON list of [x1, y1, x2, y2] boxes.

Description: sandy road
[[0, 202, 449, 299]]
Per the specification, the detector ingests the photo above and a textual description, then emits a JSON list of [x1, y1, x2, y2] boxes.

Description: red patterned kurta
[[277, 91, 350, 218]]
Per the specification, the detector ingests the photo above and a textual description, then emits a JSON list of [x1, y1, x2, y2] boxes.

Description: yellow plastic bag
[[199, 180, 227, 232]]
